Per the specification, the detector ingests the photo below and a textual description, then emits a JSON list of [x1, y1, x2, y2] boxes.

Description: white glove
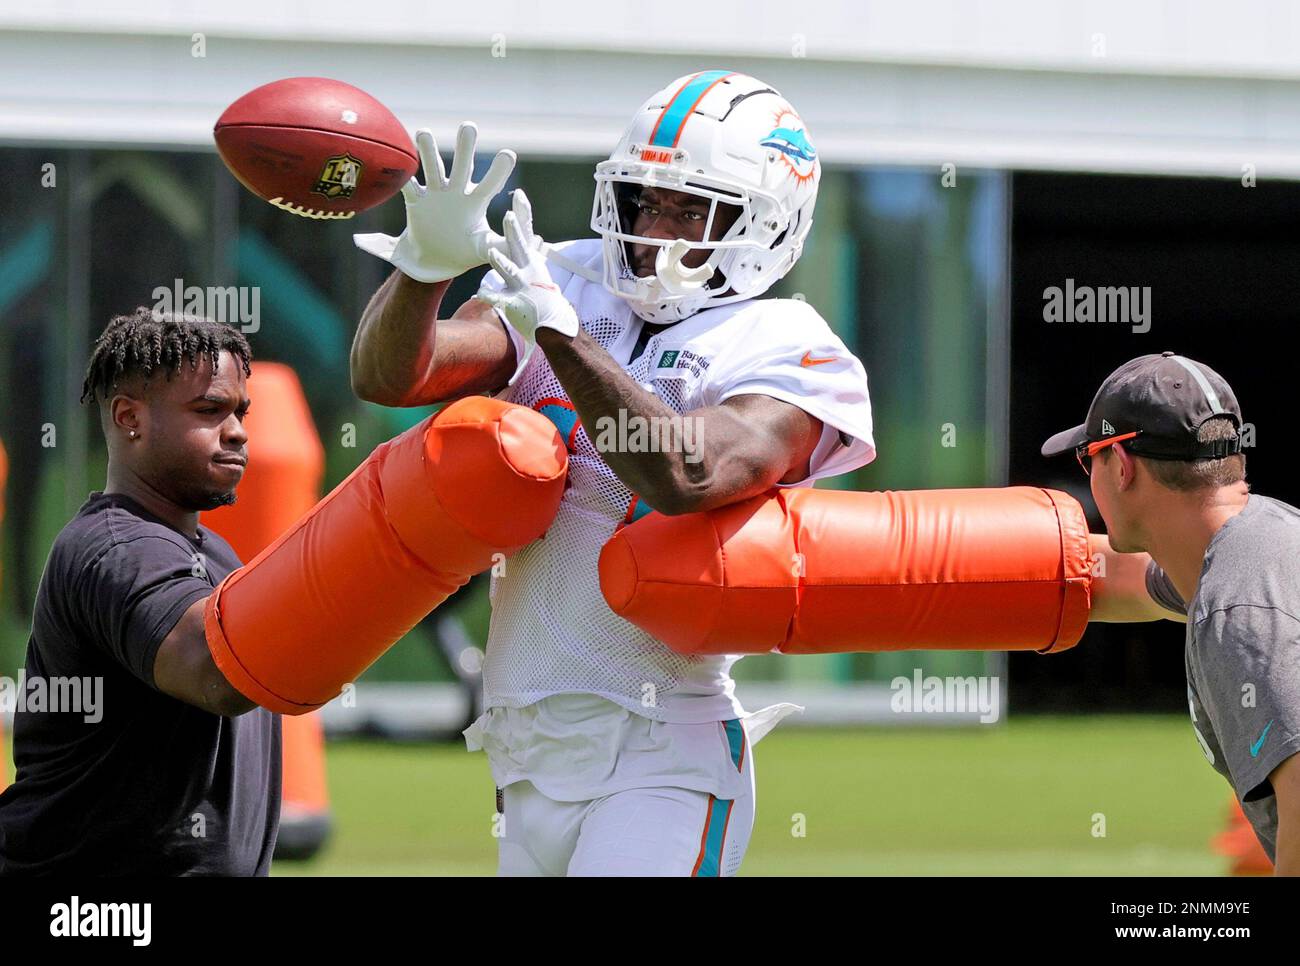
[[353, 122, 515, 283], [476, 189, 579, 381]]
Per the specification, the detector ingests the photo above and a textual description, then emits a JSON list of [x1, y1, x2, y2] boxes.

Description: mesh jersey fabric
[[477, 237, 876, 723]]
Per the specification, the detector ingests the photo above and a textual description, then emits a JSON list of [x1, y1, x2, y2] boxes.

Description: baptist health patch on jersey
[[475, 237, 878, 723], [654, 347, 711, 378]]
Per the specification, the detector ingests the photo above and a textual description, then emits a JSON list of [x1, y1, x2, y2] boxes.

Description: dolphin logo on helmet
[[761, 126, 817, 163]]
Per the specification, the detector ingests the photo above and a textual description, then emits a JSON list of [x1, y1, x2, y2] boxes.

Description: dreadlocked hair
[[80, 306, 253, 405]]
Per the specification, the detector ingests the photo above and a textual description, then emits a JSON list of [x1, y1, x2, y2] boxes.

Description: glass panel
[[0, 149, 1009, 701], [736, 167, 1010, 687]]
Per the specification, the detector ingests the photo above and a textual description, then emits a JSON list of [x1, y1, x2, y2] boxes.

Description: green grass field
[[263, 714, 1232, 876]]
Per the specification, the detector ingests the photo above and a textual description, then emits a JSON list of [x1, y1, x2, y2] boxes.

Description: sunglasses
[[1075, 431, 1141, 476]]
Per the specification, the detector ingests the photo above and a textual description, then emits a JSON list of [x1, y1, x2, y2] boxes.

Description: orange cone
[[203, 363, 333, 860], [275, 709, 333, 861], [204, 362, 324, 563], [1212, 796, 1272, 875]]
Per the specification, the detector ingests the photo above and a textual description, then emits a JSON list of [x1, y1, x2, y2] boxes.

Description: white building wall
[[2, 0, 1300, 177]]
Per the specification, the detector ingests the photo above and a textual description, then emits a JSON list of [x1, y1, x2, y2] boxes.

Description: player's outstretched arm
[[351, 122, 518, 406], [1086, 533, 1186, 623], [537, 322, 822, 514], [350, 271, 516, 406], [152, 598, 257, 717]]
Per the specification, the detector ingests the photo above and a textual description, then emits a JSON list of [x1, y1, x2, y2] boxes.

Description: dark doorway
[[1008, 171, 1300, 712]]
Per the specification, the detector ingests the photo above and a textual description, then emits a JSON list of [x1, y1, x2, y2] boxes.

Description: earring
[[128, 430, 137, 438]]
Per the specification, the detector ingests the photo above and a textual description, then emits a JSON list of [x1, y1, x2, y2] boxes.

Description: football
[[214, 76, 418, 219]]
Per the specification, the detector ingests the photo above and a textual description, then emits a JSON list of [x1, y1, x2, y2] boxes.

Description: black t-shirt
[[0, 491, 281, 876]]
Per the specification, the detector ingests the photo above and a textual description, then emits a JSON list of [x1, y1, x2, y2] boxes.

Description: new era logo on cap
[[1101, 418, 1116, 436]]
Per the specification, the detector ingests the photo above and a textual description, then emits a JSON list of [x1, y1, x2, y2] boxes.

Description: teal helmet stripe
[[648, 69, 734, 148]]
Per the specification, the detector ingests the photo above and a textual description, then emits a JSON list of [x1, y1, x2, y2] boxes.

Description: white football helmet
[[590, 70, 821, 324]]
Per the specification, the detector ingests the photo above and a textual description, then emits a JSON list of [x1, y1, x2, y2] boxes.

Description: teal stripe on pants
[[723, 718, 745, 770], [695, 797, 734, 877]]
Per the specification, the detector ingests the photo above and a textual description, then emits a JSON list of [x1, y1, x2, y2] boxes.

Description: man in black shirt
[[0, 307, 280, 875]]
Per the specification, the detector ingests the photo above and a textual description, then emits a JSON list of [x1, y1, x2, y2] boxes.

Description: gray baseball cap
[[1042, 352, 1242, 460]]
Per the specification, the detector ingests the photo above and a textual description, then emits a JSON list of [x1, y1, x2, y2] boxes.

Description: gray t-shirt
[[1145, 493, 1300, 862]]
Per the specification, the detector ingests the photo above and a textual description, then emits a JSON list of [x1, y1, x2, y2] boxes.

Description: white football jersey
[[478, 238, 876, 723]]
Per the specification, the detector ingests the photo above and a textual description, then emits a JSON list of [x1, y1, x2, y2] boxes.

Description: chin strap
[[540, 242, 603, 283]]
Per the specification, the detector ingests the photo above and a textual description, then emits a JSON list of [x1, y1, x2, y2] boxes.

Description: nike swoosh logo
[[800, 351, 836, 367], [530, 282, 560, 292], [1250, 720, 1274, 758]]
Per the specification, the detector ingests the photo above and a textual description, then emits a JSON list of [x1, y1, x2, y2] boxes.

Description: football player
[[352, 70, 875, 875]]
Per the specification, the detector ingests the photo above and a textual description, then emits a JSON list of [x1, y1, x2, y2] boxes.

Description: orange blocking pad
[[204, 397, 567, 714], [599, 486, 1091, 656]]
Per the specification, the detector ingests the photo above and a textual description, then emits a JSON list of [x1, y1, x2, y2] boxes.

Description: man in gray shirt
[[1043, 352, 1300, 875]]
